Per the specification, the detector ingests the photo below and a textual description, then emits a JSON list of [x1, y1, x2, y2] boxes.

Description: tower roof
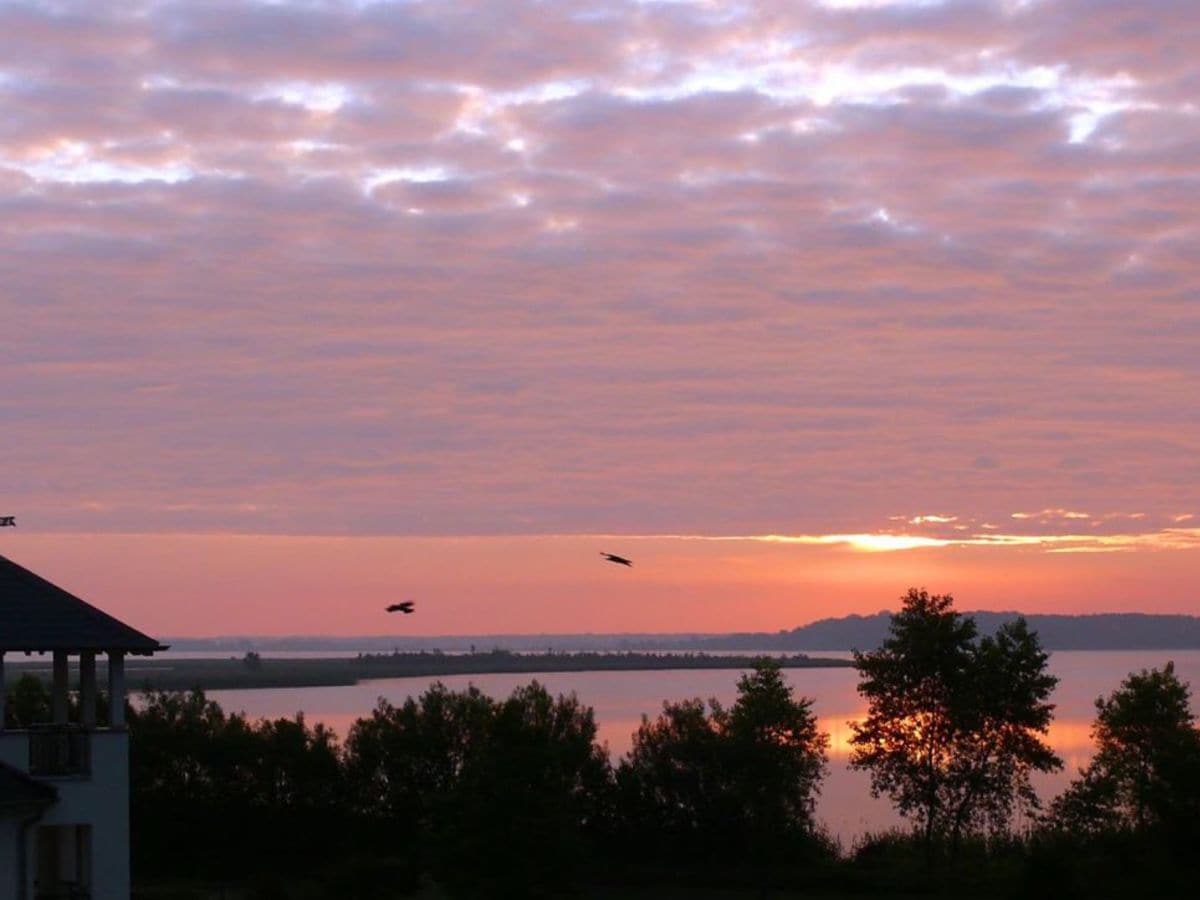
[[0, 554, 166, 654]]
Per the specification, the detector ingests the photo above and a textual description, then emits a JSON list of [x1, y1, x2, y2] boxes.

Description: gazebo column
[[79, 651, 97, 728], [0, 651, 6, 730], [52, 650, 70, 724], [108, 650, 126, 728]]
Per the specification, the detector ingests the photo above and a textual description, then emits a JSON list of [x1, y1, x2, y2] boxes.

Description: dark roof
[[0, 761, 57, 815], [0, 555, 167, 654]]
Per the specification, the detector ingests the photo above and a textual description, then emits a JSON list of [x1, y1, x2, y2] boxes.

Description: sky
[[1, 0, 1198, 636]]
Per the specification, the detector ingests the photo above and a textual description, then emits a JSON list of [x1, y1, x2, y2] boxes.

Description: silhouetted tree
[[616, 660, 828, 862], [343, 682, 495, 835], [1048, 662, 1200, 837], [617, 696, 728, 849], [850, 589, 1061, 853], [343, 681, 611, 897], [726, 662, 829, 846], [253, 713, 342, 808], [443, 682, 612, 895], [4, 673, 51, 727], [129, 689, 351, 880]]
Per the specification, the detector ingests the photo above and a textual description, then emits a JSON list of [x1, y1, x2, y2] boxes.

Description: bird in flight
[[0, 516, 14, 527], [600, 552, 633, 567], [386, 602, 415, 614]]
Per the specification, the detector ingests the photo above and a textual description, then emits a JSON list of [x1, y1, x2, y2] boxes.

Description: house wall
[[41, 730, 130, 900], [0, 818, 25, 900], [0, 730, 130, 900], [0, 732, 26, 770], [0, 735, 39, 900]]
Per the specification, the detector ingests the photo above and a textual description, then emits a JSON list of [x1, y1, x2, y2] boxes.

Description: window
[[34, 824, 92, 900], [28, 727, 91, 777]]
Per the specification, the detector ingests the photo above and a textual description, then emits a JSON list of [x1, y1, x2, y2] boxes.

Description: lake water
[[203, 649, 1200, 847]]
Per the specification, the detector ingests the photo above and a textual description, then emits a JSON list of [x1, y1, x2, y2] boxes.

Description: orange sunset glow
[[0, 529, 1197, 636]]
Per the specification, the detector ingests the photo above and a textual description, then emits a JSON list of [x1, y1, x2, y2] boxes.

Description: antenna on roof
[[0, 516, 14, 527]]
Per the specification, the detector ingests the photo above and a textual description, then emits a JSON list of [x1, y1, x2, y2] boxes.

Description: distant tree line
[[7, 588, 1199, 898], [6, 649, 852, 694], [701, 609, 1200, 652]]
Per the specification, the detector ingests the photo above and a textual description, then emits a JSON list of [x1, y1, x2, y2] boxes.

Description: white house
[[0, 554, 166, 900]]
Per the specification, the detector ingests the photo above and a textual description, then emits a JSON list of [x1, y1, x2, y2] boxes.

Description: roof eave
[[1, 642, 169, 655]]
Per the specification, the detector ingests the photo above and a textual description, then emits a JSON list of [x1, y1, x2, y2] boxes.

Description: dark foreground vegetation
[[8, 589, 1199, 899], [9, 649, 853, 692]]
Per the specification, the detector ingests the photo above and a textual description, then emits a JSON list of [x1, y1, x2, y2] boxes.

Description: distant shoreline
[[158, 611, 1200, 654], [8, 650, 855, 692]]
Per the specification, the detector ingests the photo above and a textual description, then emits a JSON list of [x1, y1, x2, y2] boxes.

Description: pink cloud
[[0, 0, 1195, 586]]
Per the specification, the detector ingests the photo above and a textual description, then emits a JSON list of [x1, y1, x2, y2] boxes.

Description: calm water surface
[[204, 650, 1200, 847]]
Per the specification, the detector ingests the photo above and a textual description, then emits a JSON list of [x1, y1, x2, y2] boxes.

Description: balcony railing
[[28, 726, 91, 777]]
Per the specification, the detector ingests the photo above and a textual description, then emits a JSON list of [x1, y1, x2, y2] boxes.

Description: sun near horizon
[[1, 524, 1196, 637]]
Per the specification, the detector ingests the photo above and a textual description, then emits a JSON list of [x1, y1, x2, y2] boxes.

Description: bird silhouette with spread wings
[[386, 602, 415, 614], [600, 552, 633, 567], [0, 516, 15, 527]]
